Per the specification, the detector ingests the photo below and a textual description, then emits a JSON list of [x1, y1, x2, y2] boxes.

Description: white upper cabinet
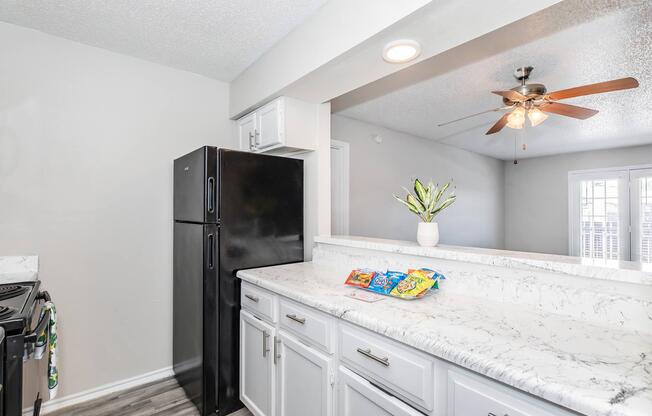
[[237, 111, 257, 152], [236, 97, 317, 154], [256, 99, 283, 150]]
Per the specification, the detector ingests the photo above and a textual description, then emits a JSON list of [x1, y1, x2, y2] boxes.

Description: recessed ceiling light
[[382, 40, 421, 63]]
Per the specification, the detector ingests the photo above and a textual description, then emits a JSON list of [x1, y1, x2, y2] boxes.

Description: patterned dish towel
[[34, 302, 58, 399]]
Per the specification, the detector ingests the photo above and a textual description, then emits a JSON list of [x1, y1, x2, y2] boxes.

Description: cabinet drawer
[[279, 299, 334, 353], [338, 366, 423, 416], [339, 323, 435, 412], [448, 369, 569, 416], [241, 282, 277, 323]]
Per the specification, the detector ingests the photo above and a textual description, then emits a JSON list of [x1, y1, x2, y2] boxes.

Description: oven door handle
[[24, 309, 50, 344]]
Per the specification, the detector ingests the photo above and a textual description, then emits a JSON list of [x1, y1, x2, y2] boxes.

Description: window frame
[[568, 164, 652, 262], [630, 167, 652, 262]]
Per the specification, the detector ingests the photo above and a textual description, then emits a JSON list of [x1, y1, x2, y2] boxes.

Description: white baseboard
[[22, 366, 174, 415]]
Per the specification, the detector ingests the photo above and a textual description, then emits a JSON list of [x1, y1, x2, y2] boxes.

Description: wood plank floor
[[45, 376, 253, 416]]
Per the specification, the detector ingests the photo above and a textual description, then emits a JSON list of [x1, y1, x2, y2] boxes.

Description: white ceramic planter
[[417, 222, 439, 247]]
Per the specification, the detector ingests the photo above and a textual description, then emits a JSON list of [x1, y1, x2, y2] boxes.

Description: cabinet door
[[277, 331, 333, 416], [240, 310, 275, 416], [256, 99, 284, 150], [238, 112, 257, 151], [448, 369, 561, 416], [338, 367, 423, 416]]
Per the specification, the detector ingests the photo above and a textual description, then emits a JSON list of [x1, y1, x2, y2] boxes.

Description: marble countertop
[[315, 236, 652, 286], [237, 261, 652, 416], [0, 256, 39, 283]]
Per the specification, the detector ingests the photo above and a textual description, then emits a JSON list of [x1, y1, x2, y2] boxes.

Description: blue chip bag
[[367, 271, 406, 295]]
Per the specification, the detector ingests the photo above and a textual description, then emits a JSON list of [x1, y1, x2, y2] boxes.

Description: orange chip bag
[[344, 269, 376, 288]]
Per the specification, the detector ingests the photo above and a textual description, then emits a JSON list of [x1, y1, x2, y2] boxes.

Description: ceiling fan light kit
[[527, 107, 548, 126], [507, 107, 525, 129], [438, 66, 639, 137]]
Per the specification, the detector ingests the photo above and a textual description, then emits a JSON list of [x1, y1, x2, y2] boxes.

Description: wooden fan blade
[[540, 102, 599, 119], [492, 90, 527, 102], [486, 112, 511, 135], [547, 77, 639, 101], [437, 107, 506, 127]]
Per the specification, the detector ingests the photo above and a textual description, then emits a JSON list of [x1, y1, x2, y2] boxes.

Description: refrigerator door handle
[[207, 177, 215, 214], [208, 233, 215, 269]]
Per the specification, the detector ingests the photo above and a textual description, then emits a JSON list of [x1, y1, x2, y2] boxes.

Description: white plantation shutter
[[580, 178, 621, 260], [631, 169, 652, 263], [569, 170, 629, 260]]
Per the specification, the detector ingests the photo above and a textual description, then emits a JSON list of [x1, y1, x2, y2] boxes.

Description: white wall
[[0, 22, 234, 404], [331, 115, 504, 248], [504, 144, 652, 255]]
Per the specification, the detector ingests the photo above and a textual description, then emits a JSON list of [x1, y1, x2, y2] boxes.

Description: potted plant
[[394, 179, 456, 247]]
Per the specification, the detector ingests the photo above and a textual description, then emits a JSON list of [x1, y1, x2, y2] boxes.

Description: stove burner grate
[[0, 305, 18, 320], [0, 285, 28, 301]]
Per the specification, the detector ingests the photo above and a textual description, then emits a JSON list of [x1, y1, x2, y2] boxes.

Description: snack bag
[[344, 269, 376, 288], [390, 270, 435, 299], [367, 271, 406, 295], [408, 268, 445, 289]]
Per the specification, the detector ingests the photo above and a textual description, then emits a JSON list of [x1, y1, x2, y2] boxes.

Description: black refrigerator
[[173, 147, 303, 415]]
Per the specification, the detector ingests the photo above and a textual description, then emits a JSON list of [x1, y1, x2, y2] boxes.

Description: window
[[569, 166, 652, 263], [579, 178, 621, 260], [631, 169, 652, 263]]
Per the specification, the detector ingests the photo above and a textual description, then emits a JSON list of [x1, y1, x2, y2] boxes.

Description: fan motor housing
[[503, 83, 547, 105]]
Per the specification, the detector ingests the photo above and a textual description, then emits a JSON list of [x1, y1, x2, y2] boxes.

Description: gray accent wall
[[504, 144, 652, 255], [333, 114, 652, 257], [331, 115, 505, 249]]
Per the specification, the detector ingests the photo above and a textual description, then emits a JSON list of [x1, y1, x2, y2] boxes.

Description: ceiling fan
[[438, 66, 639, 135]]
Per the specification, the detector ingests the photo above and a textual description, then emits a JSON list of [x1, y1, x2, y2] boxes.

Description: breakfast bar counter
[[237, 237, 652, 416]]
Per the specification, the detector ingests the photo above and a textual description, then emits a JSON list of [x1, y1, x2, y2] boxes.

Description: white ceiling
[[333, 0, 652, 160], [0, 0, 327, 82]]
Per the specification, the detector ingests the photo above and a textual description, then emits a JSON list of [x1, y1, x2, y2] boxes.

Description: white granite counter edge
[[315, 236, 652, 286]]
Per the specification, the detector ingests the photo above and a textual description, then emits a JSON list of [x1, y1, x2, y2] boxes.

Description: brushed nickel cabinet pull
[[274, 336, 280, 364], [356, 348, 390, 367], [254, 129, 261, 145], [245, 294, 259, 303], [248, 131, 255, 150], [285, 314, 306, 324], [262, 330, 270, 357]]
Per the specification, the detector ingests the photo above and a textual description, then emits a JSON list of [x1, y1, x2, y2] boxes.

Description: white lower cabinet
[[447, 369, 570, 416], [276, 331, 333, 416], [239, 283, 574, 416], [240, 310, 276, 416], [338, 366, 423, 416]]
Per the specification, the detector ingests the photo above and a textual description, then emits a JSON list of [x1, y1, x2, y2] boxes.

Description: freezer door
[[216, 149, 304, 414], [174, 146, 218, 223], [218, 149, 304, 269], [173, 222, 218, 415]]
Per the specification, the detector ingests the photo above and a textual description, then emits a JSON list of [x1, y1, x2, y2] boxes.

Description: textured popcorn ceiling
[[0, 0, 327, 81], [334, 0, 652, 160]]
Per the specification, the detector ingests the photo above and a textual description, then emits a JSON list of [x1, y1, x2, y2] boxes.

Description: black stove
[[0, 281, 39, 334], [0, 280, 49, 416]]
